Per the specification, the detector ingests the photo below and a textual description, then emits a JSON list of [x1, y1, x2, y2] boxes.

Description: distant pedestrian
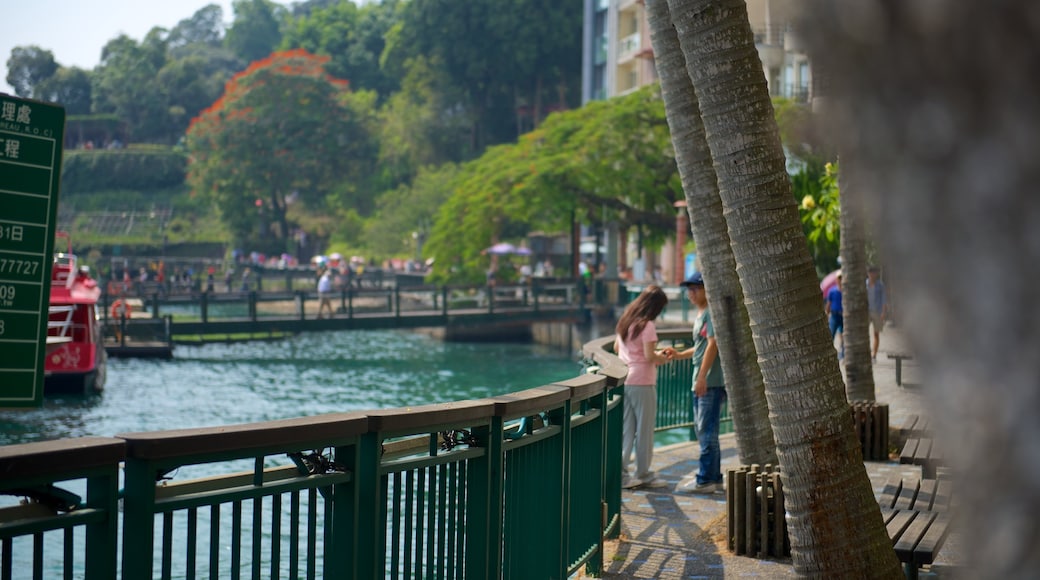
[[867, 266, 887, 362], [241, 267, 252, 293], [316, 267, 333, 319], [826, 273, 844, 359], [666, 272, 727, 494], [614, 285, 670, 489]]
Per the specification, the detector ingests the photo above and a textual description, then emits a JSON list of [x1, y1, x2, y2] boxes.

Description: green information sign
[[0, 95, 64, 407]]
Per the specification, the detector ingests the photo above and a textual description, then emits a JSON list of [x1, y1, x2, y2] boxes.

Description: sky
[[0, 0, 239, 94]]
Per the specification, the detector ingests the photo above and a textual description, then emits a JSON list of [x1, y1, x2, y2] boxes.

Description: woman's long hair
[[615, 285, 668, 341]]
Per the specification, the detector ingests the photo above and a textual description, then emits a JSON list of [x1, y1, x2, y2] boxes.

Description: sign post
[[0, 95, 65, 407]]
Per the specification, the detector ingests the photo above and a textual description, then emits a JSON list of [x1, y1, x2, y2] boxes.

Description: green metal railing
[[0, 328, 726, 579]]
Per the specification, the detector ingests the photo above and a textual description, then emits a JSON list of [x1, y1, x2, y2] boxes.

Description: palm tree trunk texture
[[665, 0, 902, 576], [644, 0, 776, 466], [803, 2, 1040, 576], [837, 168, 876, 401]]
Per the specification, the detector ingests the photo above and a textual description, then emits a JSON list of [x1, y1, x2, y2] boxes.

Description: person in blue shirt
[[825, 273, 844, 359]]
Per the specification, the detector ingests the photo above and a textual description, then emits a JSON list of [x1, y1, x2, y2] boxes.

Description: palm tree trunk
[[644, 0, 776, 465], [838, 168, 876, 401], [665, 0, 902, 576]]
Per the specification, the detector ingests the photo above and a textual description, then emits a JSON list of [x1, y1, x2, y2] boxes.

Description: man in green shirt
[[667, 272, 727, 493]]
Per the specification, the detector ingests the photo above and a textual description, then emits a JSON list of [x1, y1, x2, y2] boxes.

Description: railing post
[[348, 288, 354, 318], [353, 431, 381, 579], [394, 286, 401, 318], [487, 285, 494, 314], [83, 467, 121, 579], [200, 291, 208, 323], [465, 418, 503, 579], [151, 293, 160, 319], [121, 458, 158, 579], [296, 290, 305, 320], [441, 286, 449, 317], [327, 442, 358, 578], [249, 291, 258, 321]]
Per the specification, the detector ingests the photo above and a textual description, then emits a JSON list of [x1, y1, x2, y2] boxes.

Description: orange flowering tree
[[186, 49, 373, 250]]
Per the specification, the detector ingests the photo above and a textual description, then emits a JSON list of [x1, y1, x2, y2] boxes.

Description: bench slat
[[894, 511, 936, 563], [933, 477, 953, 511], [893, 478, 919, 510], [900, 438, 919, 465], [884, 509, 916, 545], [913, 511, 952, 566], [879, 478, 904, 510], [915, 478, 938, 511]]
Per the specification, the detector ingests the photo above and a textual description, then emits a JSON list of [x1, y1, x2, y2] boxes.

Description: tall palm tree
[[837, 168, 876, 401], [644, 0, 776, 464], [663, 0, 902, 576]]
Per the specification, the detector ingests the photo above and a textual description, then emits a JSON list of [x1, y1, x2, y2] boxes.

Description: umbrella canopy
[[485, 242, 531, 255], [820, 269, 842, 296]]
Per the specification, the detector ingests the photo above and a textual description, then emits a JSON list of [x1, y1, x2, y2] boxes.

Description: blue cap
[[680, 271, 704, 287]]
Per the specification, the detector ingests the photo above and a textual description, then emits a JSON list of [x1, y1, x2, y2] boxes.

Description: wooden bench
[[879, 476, 953, 579], [888, 353, 914, 386], [899, 414, 931, 439], [900, 437, 943, 478]]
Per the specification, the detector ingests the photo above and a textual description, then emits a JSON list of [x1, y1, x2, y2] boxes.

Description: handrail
[[3, 330, 708, 579]]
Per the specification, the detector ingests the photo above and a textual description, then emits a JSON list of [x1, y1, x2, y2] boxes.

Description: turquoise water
[[0, 330, 583, 446]]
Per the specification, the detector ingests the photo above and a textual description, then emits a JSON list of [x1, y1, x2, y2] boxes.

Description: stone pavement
[[580, 324, 966, 579]]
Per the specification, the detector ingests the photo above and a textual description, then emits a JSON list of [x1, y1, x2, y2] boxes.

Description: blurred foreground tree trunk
[[666, 0, 902, 576], [804, 1, 1040, 576]]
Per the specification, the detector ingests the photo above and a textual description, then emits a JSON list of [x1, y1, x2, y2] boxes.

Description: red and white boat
[[44, 233, 107, 395]]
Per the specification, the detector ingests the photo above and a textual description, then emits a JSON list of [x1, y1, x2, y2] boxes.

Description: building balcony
[[618, 32, 641, 63]]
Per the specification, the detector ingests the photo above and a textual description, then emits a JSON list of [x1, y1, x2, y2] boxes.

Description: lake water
[[0, 329, 584, 446]]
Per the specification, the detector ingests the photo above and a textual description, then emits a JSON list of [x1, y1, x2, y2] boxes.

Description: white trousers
[[622, 385, 657, 480]]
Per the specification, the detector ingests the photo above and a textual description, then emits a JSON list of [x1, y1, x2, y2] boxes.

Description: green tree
[[281, 0, 400, 98], [186, 49, 373, 251], [35, 67, 93, 115], [424, 85, 681, 284], [364, 163, 458, 258], [375, 56, 470, 188], [91, 31, 172, 142], [225, 0, 286, 64], [5, 45, 58, 98], [167, 4, 226, 50], [384, 0, 581, 152], [666, 0, 902, 575]]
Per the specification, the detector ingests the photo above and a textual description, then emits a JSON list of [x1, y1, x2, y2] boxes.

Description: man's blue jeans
[[695, 387, 727, 485]]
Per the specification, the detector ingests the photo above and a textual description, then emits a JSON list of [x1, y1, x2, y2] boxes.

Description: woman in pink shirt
[[614, 285, 670, 488]]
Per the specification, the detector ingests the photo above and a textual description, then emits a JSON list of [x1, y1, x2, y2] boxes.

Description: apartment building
[[583, 0, 811, 104]]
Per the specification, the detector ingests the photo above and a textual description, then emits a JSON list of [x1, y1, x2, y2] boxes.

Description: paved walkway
[[582, 324, 965, 579]]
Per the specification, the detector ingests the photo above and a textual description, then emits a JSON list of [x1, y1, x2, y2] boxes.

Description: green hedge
[[62, 147, 187, 193]]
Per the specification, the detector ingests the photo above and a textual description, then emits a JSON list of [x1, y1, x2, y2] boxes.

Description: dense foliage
[[424, 85, 682, 282], [62, 147, 188, 193], [186, 49, 374, 252]]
